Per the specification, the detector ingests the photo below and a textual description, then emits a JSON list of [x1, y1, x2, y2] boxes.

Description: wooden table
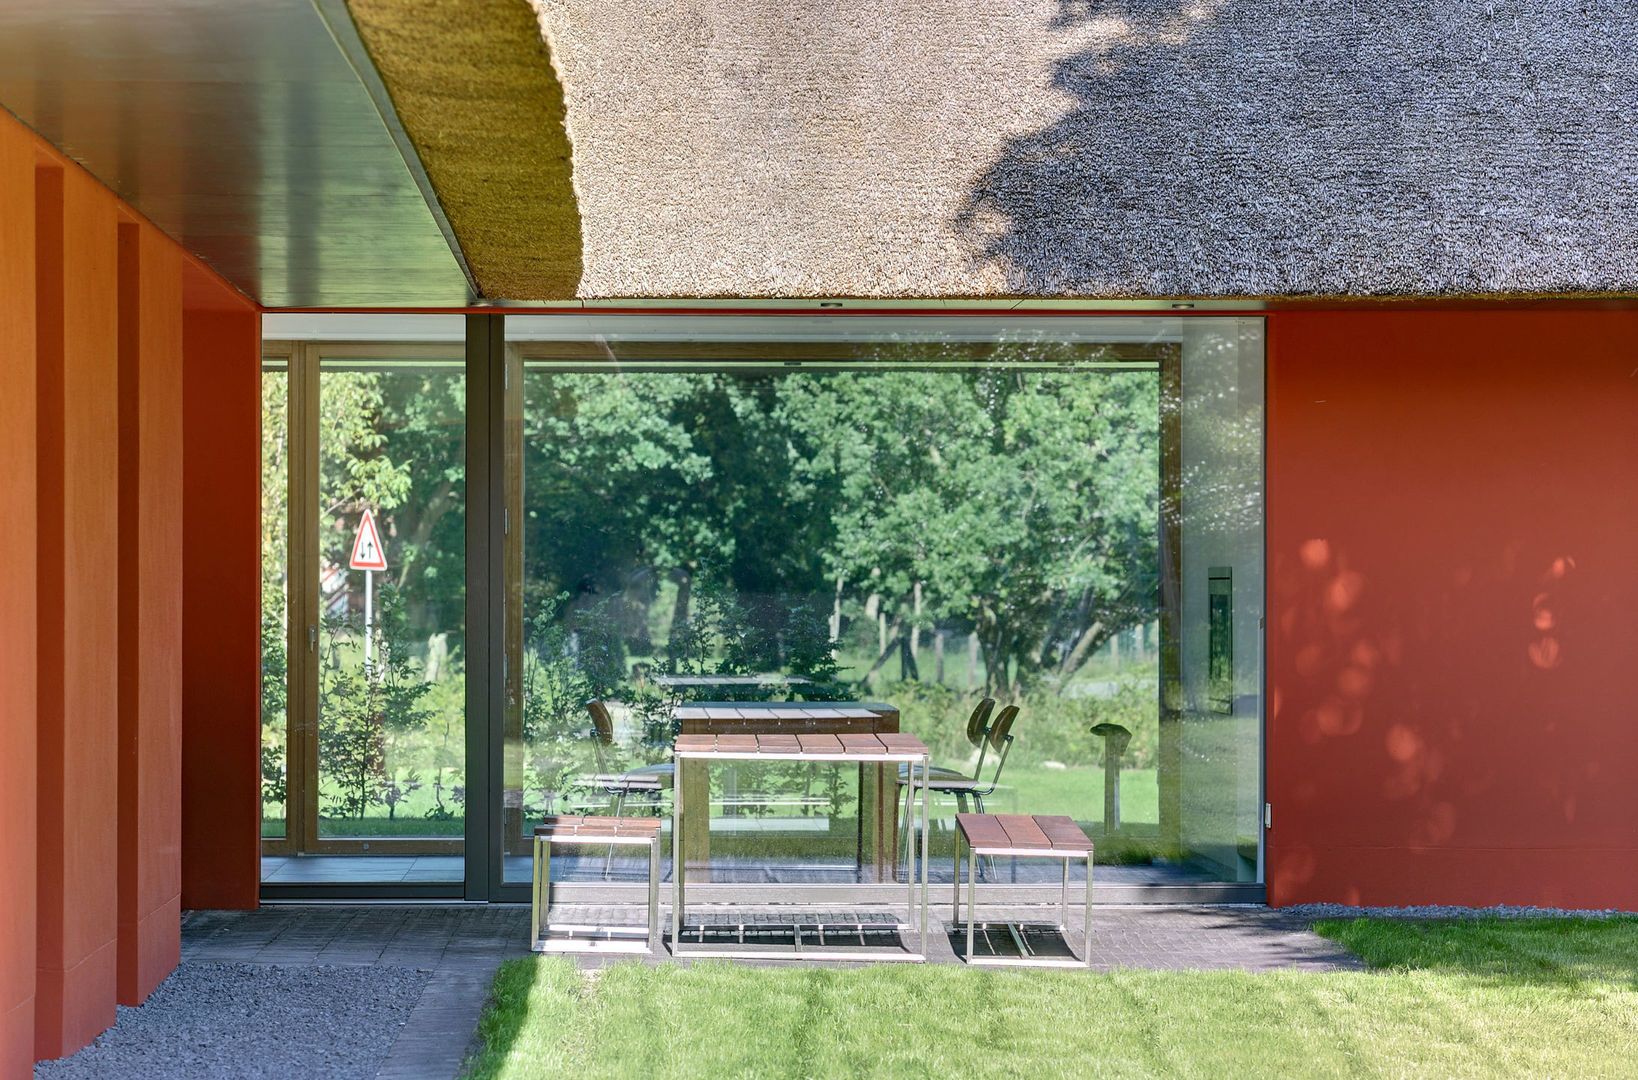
[[672, 702, 901, 883], [672, 731, 932, 961], [654, 674, 811, 689]]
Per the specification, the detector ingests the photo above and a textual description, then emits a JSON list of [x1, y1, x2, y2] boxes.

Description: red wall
[[180, 296, 263, 912], [0, 108, 259, 1073], [117, 224, 185, 1005], [0, 113, 39, 1080], [35, 162, 121, 1059], [1266, 308, 1638, 908]]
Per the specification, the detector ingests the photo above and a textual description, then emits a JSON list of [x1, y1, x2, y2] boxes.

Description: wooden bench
[[954, 813, 1093, 967], [531, 815, 662, 954]]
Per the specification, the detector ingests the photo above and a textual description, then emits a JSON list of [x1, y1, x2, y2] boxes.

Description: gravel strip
[[1288, 903, 1632, 921], [35, 962, 431, 1080]]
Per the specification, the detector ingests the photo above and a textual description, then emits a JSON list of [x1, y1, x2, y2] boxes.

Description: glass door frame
[[261, 334, 482, 878]]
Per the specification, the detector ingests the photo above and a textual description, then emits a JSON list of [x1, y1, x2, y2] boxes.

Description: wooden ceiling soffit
[[344, 0, 581, 300]]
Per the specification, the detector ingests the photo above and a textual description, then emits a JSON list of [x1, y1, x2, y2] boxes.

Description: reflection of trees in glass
[[319, 370, 466, 653], [259, 364, 468, 829], [788, 359, 1158, 696], [321, 372, 467, 828], [522, 349, 1157, 700]]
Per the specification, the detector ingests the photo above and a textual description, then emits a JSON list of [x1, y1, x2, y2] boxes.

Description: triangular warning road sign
[[349, 509, 388, 571]]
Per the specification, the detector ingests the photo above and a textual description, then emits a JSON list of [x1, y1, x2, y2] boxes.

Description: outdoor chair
[[899, 703, 1019, 880], [894, 696, 994, 861], [577, 699, 672, 875]]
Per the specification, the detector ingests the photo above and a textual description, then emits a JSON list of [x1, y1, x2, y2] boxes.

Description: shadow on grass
[[1312, 916, 1638, 991], [461, 956, 580, 1079]]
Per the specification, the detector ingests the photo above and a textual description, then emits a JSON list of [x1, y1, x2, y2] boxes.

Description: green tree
[[781, 350, 1159, 695], [318, 582, 434, 819]]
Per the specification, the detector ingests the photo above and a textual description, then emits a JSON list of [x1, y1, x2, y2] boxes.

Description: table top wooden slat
[[994, 814, 1054, 849], [673, 731, 926, 759], [957, 812, 1094, 854], [1036, 814, 1094, 851], [838, 733, 881, 754], [955, 813, 1012, 849]]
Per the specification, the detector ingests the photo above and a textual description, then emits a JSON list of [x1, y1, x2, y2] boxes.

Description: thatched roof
[[363, 0, 1638, 300]]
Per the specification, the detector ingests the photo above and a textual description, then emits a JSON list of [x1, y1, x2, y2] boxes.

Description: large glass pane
[[1175, 320, 1265, 881], [500, 315, 1260, 888], [315, 358, 467, 846], [260, 361, 289, 840]]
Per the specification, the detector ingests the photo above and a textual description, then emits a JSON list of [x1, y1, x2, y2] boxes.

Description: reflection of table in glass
[[672, 731, 931, 961], [672, 702, 901, 883], [654, 675, 811, 690]]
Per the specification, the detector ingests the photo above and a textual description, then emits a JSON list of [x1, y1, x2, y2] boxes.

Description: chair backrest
[[964, 696, 997, 778], [586, 699, 615, 774], [965, 697, 996, 746], [979, 704, 1020, 791]]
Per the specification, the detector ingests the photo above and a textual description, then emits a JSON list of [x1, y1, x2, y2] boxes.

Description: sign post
[[349, 509, 389, 664]]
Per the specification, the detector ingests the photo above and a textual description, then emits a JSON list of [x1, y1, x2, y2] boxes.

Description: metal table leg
[[671, 750, 682, 949], [1084, 850, 1094, 968], [956, 829, 969, 963], [649, 833, 662, 953], [530, 834, 543, 950], [920, 753, 930, 956], [1060, 855, 1069, 933]]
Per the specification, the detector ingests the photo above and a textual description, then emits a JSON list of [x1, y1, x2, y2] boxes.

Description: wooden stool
[[954, 813, 1093, 967], [532, 815, 662, 954]]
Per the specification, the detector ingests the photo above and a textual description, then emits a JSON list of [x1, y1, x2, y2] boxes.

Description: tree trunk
[[1056, 621, 1104, 685], [860, 615, 906, 688], [667, 568, 692, 673], [910, 582, 922, 670]]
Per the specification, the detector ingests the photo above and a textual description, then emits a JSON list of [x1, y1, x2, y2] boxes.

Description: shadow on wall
[[956, 0, 1638, 297]]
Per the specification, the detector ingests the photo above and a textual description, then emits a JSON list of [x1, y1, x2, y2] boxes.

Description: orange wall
[[0, 107, 258, 1072], [180, 296, 262, 912], [34, 162, 121, 1059], [116, 224, 185, 1005], [1266, 308, 1638, 908], [0, 116, 38, 1080]]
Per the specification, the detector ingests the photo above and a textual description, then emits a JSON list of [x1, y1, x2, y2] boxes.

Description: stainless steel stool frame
[[531, 828, 662, 954], [953, 828, 1093, 968], [672, 739, 932, 961]]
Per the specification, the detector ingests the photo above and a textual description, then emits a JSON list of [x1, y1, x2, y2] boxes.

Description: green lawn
[[463, 917, 1638, 1079]]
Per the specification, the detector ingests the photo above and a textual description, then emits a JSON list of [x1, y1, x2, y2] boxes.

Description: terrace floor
[[38, 903, 1361, 1080]]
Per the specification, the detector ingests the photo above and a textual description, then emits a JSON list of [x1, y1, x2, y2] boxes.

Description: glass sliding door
[[495, 314, 1264, 893], [260, 316, 470, 888], [258, 312, 1263, 898]]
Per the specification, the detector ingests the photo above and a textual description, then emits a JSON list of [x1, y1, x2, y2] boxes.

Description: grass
[[462, 917, 1638, 1079]]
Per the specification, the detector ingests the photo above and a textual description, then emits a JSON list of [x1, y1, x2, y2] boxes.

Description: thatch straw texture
[[347, 0, 581, 299], [524, 0, 1637, 299]]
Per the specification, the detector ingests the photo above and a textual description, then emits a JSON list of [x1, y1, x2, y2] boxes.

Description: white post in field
[[364, 568, 374, 666]]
